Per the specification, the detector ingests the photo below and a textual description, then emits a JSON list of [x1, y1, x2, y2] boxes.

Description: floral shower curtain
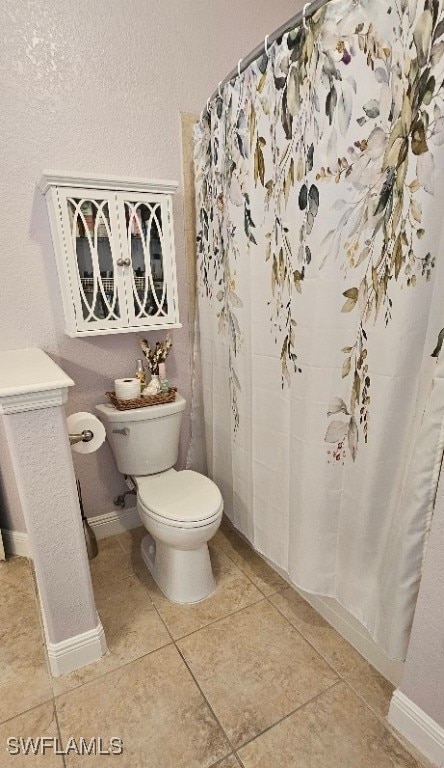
[[191, 0, 444, 659]]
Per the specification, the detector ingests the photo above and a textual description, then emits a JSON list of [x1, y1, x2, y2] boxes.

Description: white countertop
[[0, 349, 74, 397]]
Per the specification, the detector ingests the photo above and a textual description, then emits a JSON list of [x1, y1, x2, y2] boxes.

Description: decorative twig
[[140, 335, 172, 375]]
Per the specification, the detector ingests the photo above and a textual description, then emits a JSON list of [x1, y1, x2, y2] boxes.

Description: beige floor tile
[[115, 527, 154, 587], [52, 571, 171, 695], [115, 525, 144, 555], [346, 663, 394, 718], [145, 546, 264, 640], [56, 644, 230, 768], [0, 701, 63, 767], [270, 587, 367, 677], [89, 535, 134, 595], [211, 756, 241, 768], [238, 682, 423, 768], [0, 557, 52, 724], [211, 522, 287, 596], [0, 555, 30, 586], [178, 600, 338, 748]]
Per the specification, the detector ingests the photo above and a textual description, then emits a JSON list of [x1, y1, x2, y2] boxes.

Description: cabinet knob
[[116, 258, 131, 267]]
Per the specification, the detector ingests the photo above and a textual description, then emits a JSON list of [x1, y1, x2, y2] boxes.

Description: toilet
[[96, 395, 223, 604]]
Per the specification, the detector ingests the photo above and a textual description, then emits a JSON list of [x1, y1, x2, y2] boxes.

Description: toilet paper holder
[[69, 429, 94, 446]]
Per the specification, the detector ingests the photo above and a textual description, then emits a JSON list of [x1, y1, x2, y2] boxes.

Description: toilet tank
[[96, 395, 186, 476]]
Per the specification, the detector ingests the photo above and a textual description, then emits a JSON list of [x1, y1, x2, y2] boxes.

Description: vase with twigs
[[140, 335, 172, 394]]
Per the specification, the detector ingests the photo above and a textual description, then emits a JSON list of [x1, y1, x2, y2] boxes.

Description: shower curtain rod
[[207, 0, 332, 105]]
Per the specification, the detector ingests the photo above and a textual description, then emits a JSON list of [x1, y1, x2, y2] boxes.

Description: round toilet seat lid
[[136, 470, 223, 524]]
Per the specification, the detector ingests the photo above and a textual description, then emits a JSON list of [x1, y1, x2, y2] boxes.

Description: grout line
[[210, 753, 243, 768], [340, 677, 432, 768], [175, 643, 236, 756], [47, 536, 175, 699], [114, 531, 133, 554], [128, 554, 238, 756], [115, 530, 281, 638], [28, 558, 64, 691], [164, 572, 344, 760], [51, 638, 174, 699], [47, 542, 173, 696], [263, 584, 292, 598], [208, 543, 268, 596], [266, 594, 355, 682], [10, 557, 67, 767], [170, 594, 267, 643], [116, 534, 331, 760], [209, 537, 286, 599], [383, 721, 435, 768], [235, 678, 342, 754], [51, 698, 67, 768], [124, 540, 248, 757], [0, 699, 55, 729], [265, 597, 425, 766], [119, 565, 240, 764], [342, 674, 391, 723]]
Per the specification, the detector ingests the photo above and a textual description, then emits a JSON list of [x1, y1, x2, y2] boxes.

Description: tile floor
[[0, 519, 430, 767]]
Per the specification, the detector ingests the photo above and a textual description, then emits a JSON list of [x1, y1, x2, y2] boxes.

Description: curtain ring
[[237, 58, 243, 77], [265, 34, 270, 55], [218, 80, 223, 98], [206, 98, 211, 113], [302, 3, 311, 30]]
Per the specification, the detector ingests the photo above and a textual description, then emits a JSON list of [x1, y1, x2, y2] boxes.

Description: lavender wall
[[0, 0, 298, 530]]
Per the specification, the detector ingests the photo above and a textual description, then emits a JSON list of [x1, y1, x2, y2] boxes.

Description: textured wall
[[0, 418, 26, 531], [400, 467, 444, 727], [181, 112, 199, 340], [0, 0, 297, 528], [2, 406, 98, 643]]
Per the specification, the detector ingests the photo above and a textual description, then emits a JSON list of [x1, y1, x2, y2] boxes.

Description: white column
[[0, 348, 106, 675]]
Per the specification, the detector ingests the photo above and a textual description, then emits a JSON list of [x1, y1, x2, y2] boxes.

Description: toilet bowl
[[136, 469, 223, 603], [96, 396, 223, 604]]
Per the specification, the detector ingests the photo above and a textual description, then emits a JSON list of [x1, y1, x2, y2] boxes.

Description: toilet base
[[141, 534, 216, 604]]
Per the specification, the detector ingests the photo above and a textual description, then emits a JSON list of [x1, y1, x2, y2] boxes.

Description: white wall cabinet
[[39, 172, 181, 337]]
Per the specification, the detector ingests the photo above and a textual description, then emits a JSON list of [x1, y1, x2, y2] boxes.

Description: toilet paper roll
[[114, 377, 141, 400], [67, 412, 106, 454]]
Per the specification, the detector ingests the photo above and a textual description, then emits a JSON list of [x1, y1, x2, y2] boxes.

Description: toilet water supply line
[[202, 0, 359, 118]]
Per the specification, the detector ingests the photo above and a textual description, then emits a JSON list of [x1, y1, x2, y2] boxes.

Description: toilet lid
[[136, 470, 223, 524]]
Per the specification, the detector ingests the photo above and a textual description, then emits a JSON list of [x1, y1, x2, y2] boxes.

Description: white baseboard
[[1, 507, 141, 559], [295, 588, 404, 687], [1, 529, 31, 558], [47, 620, 108, 677], [388, 690, 444, 767], [88, 506, 141, 539]]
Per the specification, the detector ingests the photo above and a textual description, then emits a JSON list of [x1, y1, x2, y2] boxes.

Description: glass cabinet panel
[[124, 201, 167, 319], [119, 193, 177, 327], [68, 197, 122, 323]]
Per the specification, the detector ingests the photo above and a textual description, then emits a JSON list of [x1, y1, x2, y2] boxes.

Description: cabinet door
[[116, 192, 179, 328], [58, 188, 129, 333]]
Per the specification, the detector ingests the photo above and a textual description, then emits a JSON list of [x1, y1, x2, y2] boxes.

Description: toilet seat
[[136, 469, 223, 528]]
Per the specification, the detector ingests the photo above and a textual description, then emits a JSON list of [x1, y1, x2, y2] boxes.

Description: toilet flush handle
[[112, 427, 130, 436]]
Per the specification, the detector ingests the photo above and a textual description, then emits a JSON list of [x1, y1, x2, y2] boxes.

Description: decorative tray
[[106, 387, 177, 411]]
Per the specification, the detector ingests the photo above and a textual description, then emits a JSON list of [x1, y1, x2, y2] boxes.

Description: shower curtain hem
[[252, 541, 408, 662]]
